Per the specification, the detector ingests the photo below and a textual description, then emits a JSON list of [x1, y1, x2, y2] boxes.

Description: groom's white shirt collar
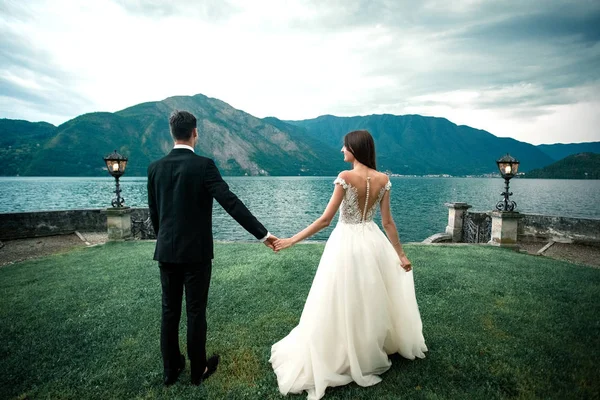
[[172, 143, 270, 243], [173, 144, 195, 152]]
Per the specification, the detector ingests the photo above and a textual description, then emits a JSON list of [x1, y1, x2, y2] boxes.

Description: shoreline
[[2, 175, 599, 180]]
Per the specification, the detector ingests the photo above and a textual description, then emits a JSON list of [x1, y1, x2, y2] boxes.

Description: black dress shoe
[[164, 354, 186, 386], [191, 354, 220, 385]]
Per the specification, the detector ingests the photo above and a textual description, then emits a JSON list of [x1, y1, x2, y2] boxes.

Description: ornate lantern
[[103, 150, 128, 207], [495, 154, 519, 211]]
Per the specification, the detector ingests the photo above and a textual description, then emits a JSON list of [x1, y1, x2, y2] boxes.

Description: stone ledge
[[488, 211, 524, 219], [0, 208, 151, 241], [445, 202, 472, 210], [0, 209, 106, 240], [422, 233, 452, 244]]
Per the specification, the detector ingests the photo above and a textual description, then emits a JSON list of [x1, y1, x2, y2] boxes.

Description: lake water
[[1, 177, 599, 242]]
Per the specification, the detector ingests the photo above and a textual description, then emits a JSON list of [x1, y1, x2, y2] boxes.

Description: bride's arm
[[381, 189, 412, 271], [274, 184, 345, 250]]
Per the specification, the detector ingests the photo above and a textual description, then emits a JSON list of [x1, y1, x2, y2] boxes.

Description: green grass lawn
[[0, 242, 599, 400]]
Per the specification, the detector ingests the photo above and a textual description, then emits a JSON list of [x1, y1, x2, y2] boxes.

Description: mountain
[[1, 94, 585, 177], [537, 142, 600, 161], [21, 94, 344, 176], [524, 153, 600, 179], [0, 119, 57, 175], [287, 114, 555, 174]]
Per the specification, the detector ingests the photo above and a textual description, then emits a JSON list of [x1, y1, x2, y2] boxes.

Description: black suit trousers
[[159, 261, 212, 377]]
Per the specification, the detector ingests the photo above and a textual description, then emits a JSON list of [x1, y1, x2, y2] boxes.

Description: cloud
[[459, 5, 600, 44], [113, 0, 240, 20], [0, 10, 95, 123], [275, 0, 600, 143], [0, 0, 598, 143]]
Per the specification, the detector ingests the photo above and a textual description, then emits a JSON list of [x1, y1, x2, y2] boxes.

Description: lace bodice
[[334, 177, 391, 224]]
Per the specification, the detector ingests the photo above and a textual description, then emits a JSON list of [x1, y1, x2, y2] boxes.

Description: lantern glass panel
[[511, 162, 519, 174]]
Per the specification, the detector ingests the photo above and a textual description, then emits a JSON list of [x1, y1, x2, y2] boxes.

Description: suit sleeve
[[147, 165, 159, 235], [204, 159, 268, 240]]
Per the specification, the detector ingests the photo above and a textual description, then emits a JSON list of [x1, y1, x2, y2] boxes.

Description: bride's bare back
[[337, 169, 391, 219]]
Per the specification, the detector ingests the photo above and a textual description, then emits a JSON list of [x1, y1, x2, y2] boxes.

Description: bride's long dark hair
[[344, 130, 376, 170]]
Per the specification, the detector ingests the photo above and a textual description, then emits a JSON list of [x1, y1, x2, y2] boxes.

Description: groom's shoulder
[[147, 158, 160, 173], [148, 153, 212, 173], [148, 154, 169, 169], [192, 154, 213, 166], [188, 154, 217, 172]]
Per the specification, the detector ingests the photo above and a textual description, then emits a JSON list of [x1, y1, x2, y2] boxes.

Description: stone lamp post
[[489, 153, 522, 246], [103, 150, 132, 240]]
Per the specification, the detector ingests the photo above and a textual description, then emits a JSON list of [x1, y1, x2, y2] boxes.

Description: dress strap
[[333, 177, 348, 189]]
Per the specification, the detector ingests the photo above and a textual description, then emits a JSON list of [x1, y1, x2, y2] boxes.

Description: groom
[[147, 110, 277, 386]]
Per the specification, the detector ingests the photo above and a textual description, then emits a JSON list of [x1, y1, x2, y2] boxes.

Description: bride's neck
[[352, 161, 369, 172]]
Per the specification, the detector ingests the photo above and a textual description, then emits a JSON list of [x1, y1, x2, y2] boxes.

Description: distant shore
[[3, 174, 597, 179]]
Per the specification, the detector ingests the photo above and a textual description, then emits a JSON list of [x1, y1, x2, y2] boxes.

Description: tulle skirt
[[270, 221, 427, 400]]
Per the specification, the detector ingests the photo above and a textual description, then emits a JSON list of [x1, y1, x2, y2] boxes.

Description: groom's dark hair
[[344, 130, 377, 170], [169, 110, 197, 141]]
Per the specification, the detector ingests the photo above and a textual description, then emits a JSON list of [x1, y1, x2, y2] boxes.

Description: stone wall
[[0, 208, 151, 240], [435, 202, 600, 246], [2, 207, 599, 245], [519, 214, 600, 244], [130, 208, 150, 222]]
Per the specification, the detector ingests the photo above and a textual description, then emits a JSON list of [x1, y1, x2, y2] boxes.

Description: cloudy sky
[[1, 0, 599, 144]]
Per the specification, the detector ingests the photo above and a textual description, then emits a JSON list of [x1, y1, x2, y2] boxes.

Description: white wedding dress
[[270, 177, 428, 400]]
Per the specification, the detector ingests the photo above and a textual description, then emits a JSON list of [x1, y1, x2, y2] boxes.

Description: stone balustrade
[[430, 202, 600, 247], [1, 206, 599, 245]]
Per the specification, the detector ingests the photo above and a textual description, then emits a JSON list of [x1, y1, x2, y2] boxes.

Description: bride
[[270, 130, 427, 399]]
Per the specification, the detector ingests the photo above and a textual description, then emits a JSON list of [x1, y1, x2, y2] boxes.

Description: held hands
[[274, 238, 295, 252], [263, 234, 294, 252], [263, 234, 279, 251], [399, 254, 412, 272]]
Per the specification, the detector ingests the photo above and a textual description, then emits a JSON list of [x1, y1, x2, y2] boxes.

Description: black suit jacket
[[147, 149, 268, 263]]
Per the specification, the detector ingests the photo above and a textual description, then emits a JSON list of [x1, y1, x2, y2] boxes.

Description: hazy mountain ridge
[[0, 94, 598, 176], [2, 95, 343, 176], [116, 95, 344, 176], [537, 142, 600, 161], [0, 119, 58, 176], [524, 153, 600, 179], [287, 114, 557, 174]]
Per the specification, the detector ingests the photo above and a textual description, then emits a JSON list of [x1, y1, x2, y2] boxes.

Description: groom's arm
[[147, 165, 159, 235], [204, 159, 269, 241]]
